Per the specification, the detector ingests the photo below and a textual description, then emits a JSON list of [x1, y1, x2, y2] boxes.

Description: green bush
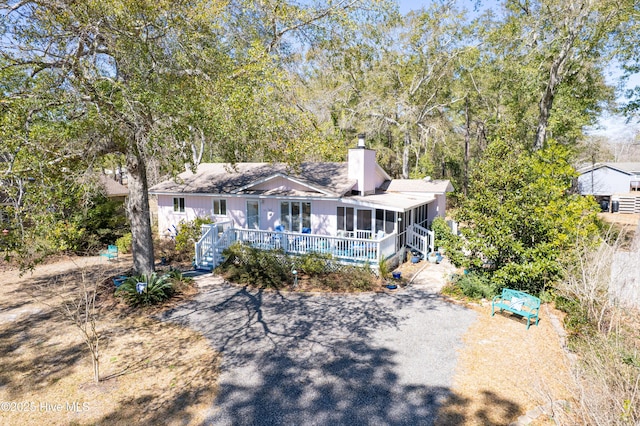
[[115, 232, 132, 254], [218, 242, 379, 291], [452, 271, 498, 299], [174, 217, 214, 260], [220, 243, 293, 288], [298, 252, 333, 275], [431, 217, 466, 267], [116, 273, 174, 306]]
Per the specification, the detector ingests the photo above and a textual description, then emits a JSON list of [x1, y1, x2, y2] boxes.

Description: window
[[356, 209, 372, 232], [337, 206, 354, 232], [281, 201, 311, 232], [385, 210, 395, 234], [376, 209, 396, 235], [213, 199, 227, 215], [173, 197, 185, 213]]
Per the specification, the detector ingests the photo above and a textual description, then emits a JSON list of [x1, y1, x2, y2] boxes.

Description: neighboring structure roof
[[578, 162, 640, 176], [99, 175, 129, 198], [149, 163, 357, 198], [383, 179, 454, 193]]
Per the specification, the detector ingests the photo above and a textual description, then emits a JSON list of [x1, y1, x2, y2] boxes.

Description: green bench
[[99, 245, 118, 261], [491, 288, 540, 329]]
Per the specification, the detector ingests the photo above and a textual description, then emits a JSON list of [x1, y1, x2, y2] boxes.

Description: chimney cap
[[357, 133, 366, 148]]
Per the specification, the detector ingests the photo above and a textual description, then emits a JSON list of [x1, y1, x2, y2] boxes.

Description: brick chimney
[[348, 134, 377, 196]]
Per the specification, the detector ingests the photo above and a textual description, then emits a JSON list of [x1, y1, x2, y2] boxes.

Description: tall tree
[[496, 0, 622, 150], [1, 0, 376, 273], [453, 139, 600, 294]]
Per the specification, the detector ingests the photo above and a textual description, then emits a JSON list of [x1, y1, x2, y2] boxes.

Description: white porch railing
[[194, 225, 397, 270], [194, 220, 234, 269], [406, 223, 434, 256]]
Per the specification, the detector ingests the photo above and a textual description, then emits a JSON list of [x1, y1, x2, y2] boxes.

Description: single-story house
[[149, 137, 453, 269], [577, 162, 640, 213]]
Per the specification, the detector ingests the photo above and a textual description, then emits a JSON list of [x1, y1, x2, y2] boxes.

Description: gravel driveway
[[162, 278, 476, 425]]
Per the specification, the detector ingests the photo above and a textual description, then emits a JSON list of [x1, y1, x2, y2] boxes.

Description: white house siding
[[252, 176, 313, 192], [157, 195, 209, 235], [578, 167, 631, 195], [311, 200, 338, 234]]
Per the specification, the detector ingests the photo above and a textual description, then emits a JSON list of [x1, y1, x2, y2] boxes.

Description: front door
[[246, 200, 260, 229]]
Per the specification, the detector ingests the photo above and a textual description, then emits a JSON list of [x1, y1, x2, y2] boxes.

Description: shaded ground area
[[162, 277, 479, 425]]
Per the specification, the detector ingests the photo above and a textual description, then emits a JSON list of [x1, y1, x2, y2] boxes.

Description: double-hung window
[[212, 199, 227, 215], [173, 197, 185, 213]]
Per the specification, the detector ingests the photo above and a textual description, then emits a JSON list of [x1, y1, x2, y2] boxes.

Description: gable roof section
[[578, 162, 640, 176], [149, 162, 356, 197]]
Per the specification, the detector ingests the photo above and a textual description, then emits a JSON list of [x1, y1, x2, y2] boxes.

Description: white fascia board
[[339, 196, 436, 212]]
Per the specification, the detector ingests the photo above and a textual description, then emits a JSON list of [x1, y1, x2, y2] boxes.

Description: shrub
[[174, 217, 214, 253], [452, 271, 498, 299], [115, 232, 132, 254], [218, 242, 379, 291], [298, 252, 333, 275], [116, 273, 174, 306], [431, 217, 466, 267], [219, 243, 293, 288]]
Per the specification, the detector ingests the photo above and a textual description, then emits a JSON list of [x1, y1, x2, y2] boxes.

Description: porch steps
[[195, 247, 225, 271]]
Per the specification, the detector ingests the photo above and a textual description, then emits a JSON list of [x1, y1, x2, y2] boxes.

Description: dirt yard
[[0, 256, 577, 425], [0, 256, 219, 425], [394, 260, 577, 425]]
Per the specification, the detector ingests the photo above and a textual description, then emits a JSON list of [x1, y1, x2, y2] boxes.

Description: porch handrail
[[194, 225, 216, 268], [195, 225, 398, 269], [406, 223, 434, 256], [232, 228, 397, 264]]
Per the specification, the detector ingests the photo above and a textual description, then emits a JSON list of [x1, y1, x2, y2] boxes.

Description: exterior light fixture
[[357, 133, 366, 148]]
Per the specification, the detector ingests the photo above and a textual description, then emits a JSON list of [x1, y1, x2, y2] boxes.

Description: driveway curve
[[161, 278, 476, 425]]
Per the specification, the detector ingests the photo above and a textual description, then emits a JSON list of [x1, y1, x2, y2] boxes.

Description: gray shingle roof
[[149, 162, 356, 197], [99, 175, 129, 198]]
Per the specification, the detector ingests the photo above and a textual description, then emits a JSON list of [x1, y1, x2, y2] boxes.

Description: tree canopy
[[1, 0, 638, 276], [453, 139, 601, 294]]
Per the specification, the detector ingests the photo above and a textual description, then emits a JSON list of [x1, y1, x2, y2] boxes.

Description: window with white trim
[[281, 201, 311, 232], [173, 197, 185, 213], [213, 199, 227, 215]]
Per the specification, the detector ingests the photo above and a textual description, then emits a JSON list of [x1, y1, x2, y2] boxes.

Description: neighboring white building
[[577, 163, 640, 213]]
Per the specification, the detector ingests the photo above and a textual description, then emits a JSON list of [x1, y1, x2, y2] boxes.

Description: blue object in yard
[[435, 253, 443, 263], [113, 275, 127, 288], [392, 271, 401, 280]]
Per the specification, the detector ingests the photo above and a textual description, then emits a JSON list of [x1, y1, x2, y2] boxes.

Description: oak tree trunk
[[126, 150, 155, 275]]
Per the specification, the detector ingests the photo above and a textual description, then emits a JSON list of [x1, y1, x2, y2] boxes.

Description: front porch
[[194, 221, 434, 271]]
